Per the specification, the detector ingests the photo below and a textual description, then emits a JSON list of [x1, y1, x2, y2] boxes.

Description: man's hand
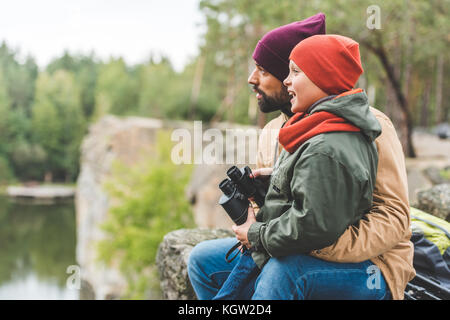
[[231, 205, 257, 249]]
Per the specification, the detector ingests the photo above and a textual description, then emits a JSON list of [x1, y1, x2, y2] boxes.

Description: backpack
[[404, 207, 450, 300]]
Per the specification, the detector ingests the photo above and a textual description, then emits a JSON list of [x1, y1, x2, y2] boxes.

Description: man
[[188, 12, 415, 300]]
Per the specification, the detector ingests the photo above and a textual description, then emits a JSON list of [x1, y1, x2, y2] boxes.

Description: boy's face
[[248, 62, 291, 113], [284, 60, 327, 113]]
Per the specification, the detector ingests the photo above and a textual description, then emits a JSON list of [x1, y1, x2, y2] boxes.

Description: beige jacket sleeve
[[256, 113, 288, 169], [254, 113, 288, 214], [310, 107, 411, 262]]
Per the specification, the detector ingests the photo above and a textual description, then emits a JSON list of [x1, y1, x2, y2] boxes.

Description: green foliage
[[31, 70, 86, 181], [0, 156, 14, 183], [97, 131, 195, 299], [0, 41, 38, 117], [0, 69, 11, 157], [0, 66, 35, 180], [440, 168, 450, 180], [1, 1, 448, 179], [138, 57, 184, 118], [93, 58, 139, 118], [10, 141, 47, 181], [47, 51, 100, 119]]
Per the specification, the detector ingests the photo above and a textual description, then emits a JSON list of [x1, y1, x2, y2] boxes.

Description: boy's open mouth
[[288, 90, 296, 103]]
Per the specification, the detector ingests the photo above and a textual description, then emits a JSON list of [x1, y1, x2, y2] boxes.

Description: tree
[[197, 0, 450, 157], [0, 68, 11, 156], [0, 42, 38, 118], [93, 58, 139, 119], [0, 43, 39, 179], [0, 69, 14, 182], [136, 56, 214, 120], [32, 70, 85, 181], [47, 51, 100, 119], [0, 66, 36, 180]]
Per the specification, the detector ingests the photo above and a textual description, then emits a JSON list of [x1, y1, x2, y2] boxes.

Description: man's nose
[[247, 68, 258, 85]]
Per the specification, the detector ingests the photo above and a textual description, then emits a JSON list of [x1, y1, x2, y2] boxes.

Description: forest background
[[0, 0, 448, 184]]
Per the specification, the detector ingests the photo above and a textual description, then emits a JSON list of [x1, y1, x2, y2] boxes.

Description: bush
[[10, 142, 47, 180], [0, 156, 14, 184], [97, 130, 195, 299]]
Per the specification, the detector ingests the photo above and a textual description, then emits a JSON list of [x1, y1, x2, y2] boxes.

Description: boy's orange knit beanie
[[289, 34, 363, 95]]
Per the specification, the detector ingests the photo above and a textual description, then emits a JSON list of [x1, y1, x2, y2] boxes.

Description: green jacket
[[248, 91, 382, 268]]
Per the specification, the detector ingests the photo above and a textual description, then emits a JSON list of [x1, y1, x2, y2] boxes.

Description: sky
[[0, 0, 204, 71]]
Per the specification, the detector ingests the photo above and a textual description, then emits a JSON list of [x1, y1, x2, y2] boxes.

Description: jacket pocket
[[270, 165, 291, 198]]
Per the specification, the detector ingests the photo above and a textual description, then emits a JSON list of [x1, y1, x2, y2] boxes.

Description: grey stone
[[416, 183, 450, 221], [406, 167, 433, 205], [156, 228, 234, 300], [423, 167, 450, 185]]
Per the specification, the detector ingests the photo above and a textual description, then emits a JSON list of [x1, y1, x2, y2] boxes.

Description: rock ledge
[[156, 228, 233, 300]]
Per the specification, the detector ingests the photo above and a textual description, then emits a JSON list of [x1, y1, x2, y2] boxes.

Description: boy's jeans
[[187, 237, 391, 300]]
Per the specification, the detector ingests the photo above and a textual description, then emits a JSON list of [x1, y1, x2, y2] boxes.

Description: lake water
[[0, 196, 79, 300]]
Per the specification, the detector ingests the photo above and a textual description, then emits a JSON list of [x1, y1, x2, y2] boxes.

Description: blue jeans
[[187, 237, 391, 300]]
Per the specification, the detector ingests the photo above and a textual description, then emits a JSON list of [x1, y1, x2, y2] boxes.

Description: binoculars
[[218, 166, 267, 225]]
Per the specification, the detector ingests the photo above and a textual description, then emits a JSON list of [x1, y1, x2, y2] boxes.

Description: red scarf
[[278, 111, 361, 154]]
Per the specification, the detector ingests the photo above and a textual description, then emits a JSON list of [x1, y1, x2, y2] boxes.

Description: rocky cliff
[[75, 115, 258, 299], [155, 228, 234, 300], [76, 115, 167, 299]]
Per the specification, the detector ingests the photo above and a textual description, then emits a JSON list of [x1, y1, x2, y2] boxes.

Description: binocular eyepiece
[[218, 166, 267, 225]]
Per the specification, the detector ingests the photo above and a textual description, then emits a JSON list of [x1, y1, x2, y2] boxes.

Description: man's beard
[[253, 85, 293, 117]]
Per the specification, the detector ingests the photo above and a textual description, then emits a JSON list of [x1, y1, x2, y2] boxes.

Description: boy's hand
[[231, 205, 257, 249], [250, 167, 273, 181], [249, 167, 273, 203]]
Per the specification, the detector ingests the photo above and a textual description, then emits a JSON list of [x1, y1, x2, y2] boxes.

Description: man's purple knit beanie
[[252, 13, 326, 83]]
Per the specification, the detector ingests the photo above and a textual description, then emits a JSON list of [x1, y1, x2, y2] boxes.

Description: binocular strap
[[225, 242, 245, 263]]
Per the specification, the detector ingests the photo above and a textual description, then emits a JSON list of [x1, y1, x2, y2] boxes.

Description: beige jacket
[[256, 108, 415, 300]]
